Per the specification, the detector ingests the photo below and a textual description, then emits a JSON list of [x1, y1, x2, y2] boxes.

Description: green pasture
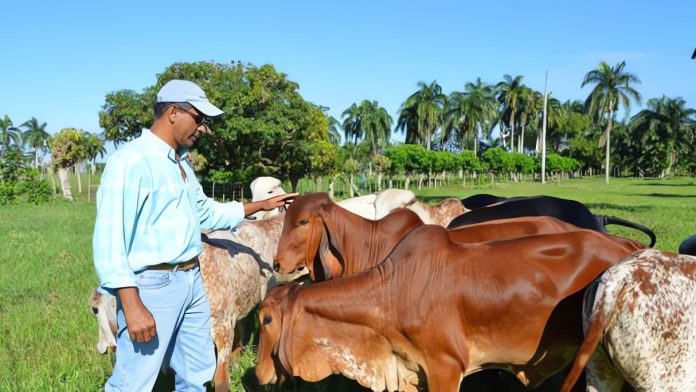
[[1, 176, 695, 391]]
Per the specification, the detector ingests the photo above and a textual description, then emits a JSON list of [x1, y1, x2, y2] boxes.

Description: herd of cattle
[[89, 177, 696, 391]]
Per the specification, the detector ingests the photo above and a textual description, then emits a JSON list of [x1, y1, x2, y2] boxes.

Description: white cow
[[246, 176, 287, 220], [338, 188, 466, 227], [335, 193, 378, 219], [561, 249, 696, 392]]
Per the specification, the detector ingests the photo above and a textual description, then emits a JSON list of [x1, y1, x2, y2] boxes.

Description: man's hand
[[116, 287, 157, 343], [261, 193, 299, 211], [244, 193, 299, 216]]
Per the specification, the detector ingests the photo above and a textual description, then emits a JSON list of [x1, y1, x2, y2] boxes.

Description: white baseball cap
[[156, 79, 224, 117]]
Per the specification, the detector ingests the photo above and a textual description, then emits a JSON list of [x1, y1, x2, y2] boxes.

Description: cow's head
[[274, 193, 342, 279], [256, 282, 301, 385], [247, 176, 287, 221]]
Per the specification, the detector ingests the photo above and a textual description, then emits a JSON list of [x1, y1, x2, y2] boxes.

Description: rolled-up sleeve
[[93, 150, 150, 290]]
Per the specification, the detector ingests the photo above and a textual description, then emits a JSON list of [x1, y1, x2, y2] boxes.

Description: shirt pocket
[[136, 271, 171, 290]]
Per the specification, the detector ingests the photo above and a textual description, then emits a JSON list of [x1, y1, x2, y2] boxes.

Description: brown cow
[[278, 200, 424, 281], [274, 193, 640, 281], [261, 225, 643, 391]]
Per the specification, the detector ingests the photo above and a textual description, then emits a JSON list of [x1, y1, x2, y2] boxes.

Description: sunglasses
[[173, 104, 208, 126]]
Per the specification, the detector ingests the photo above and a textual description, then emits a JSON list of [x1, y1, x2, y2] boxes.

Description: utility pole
[[541, 70, 549, 184]]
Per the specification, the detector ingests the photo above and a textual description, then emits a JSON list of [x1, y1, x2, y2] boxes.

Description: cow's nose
[[273, 260, 280, 272]]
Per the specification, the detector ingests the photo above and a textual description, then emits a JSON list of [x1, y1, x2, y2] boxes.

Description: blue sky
[[1, 0, 693, 150]]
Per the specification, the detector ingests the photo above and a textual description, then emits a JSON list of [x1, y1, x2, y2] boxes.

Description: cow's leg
[[425, 358, 462, 392], [585, 346, 625, 392], [229, 320, 246, 362]]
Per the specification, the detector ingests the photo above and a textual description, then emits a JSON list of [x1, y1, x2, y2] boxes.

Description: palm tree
[[327, 115, 342, 145], [442, 78, 498, 154], [630, 96, 696, 176], [341, 103, 363, 147], [21, 117, 51, 169], [0, 115, 22, 157], [496, 75, 525, 152], [516, 87, 543, 153], [582, 61, 641, 183], [341, 100, 392, 155], [396, 81, 446, 150]]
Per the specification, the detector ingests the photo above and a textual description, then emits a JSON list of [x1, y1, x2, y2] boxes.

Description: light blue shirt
[[93, 129, 245, 290]]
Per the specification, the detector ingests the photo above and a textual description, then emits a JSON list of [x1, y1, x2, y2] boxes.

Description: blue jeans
[[105, 266, 215, 391]]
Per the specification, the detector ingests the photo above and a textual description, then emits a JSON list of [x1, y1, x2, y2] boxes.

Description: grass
[[1, 175, 695, 391]]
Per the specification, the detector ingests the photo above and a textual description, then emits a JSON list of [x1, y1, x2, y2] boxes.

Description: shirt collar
[[140, 129, 189, 162]]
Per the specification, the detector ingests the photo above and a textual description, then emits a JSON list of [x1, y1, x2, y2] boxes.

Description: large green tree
[[99, 61, 336, 191], [582, 61, 641, 183], [99, 90, 151, 146], [397, 81, 446, 150], [21, 117, 51, 168]]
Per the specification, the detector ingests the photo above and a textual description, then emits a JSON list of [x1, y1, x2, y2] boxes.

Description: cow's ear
[[313, 225, 342, 280]]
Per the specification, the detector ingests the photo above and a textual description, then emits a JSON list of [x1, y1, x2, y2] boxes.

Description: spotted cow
[[561, 249, 696, 392]]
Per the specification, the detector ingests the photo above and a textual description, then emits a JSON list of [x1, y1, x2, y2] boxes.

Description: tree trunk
[[48, 166, 57, 195], [75, 164, 82, 194], [290, 176, 300, 193], [604, 109, 614, 184], [328, 178, 335, 199], [349, 173, 354, 197], [509, 112, 516, 152], [58, 167, 73, 201]]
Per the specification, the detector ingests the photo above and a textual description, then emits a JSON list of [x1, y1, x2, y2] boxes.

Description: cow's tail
[[560, 273, 624, 392], [595, 215, 657, 248]]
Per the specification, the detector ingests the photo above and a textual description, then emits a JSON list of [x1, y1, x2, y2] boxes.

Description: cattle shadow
[[239, 367, 575, 392], [640, 193, 696, 198], [634, 182, 696, 187], [584, 203, 654, 213], [242, 369, 371, 391]]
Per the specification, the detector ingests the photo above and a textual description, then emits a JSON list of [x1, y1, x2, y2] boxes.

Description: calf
[[561, 249, 696, 392]]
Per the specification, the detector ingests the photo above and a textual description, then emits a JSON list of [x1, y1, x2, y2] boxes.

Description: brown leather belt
[[145, 258, 199, 272]]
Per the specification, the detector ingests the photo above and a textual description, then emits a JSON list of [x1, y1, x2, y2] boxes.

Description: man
[[93, 79, 296, 391]]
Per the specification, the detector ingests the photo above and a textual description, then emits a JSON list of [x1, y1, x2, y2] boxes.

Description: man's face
[[171, 105, 210, 148]]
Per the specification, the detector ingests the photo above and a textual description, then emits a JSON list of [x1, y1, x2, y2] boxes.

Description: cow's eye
[[262, 314, 273, 325], [299, 219, 309, 225]]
